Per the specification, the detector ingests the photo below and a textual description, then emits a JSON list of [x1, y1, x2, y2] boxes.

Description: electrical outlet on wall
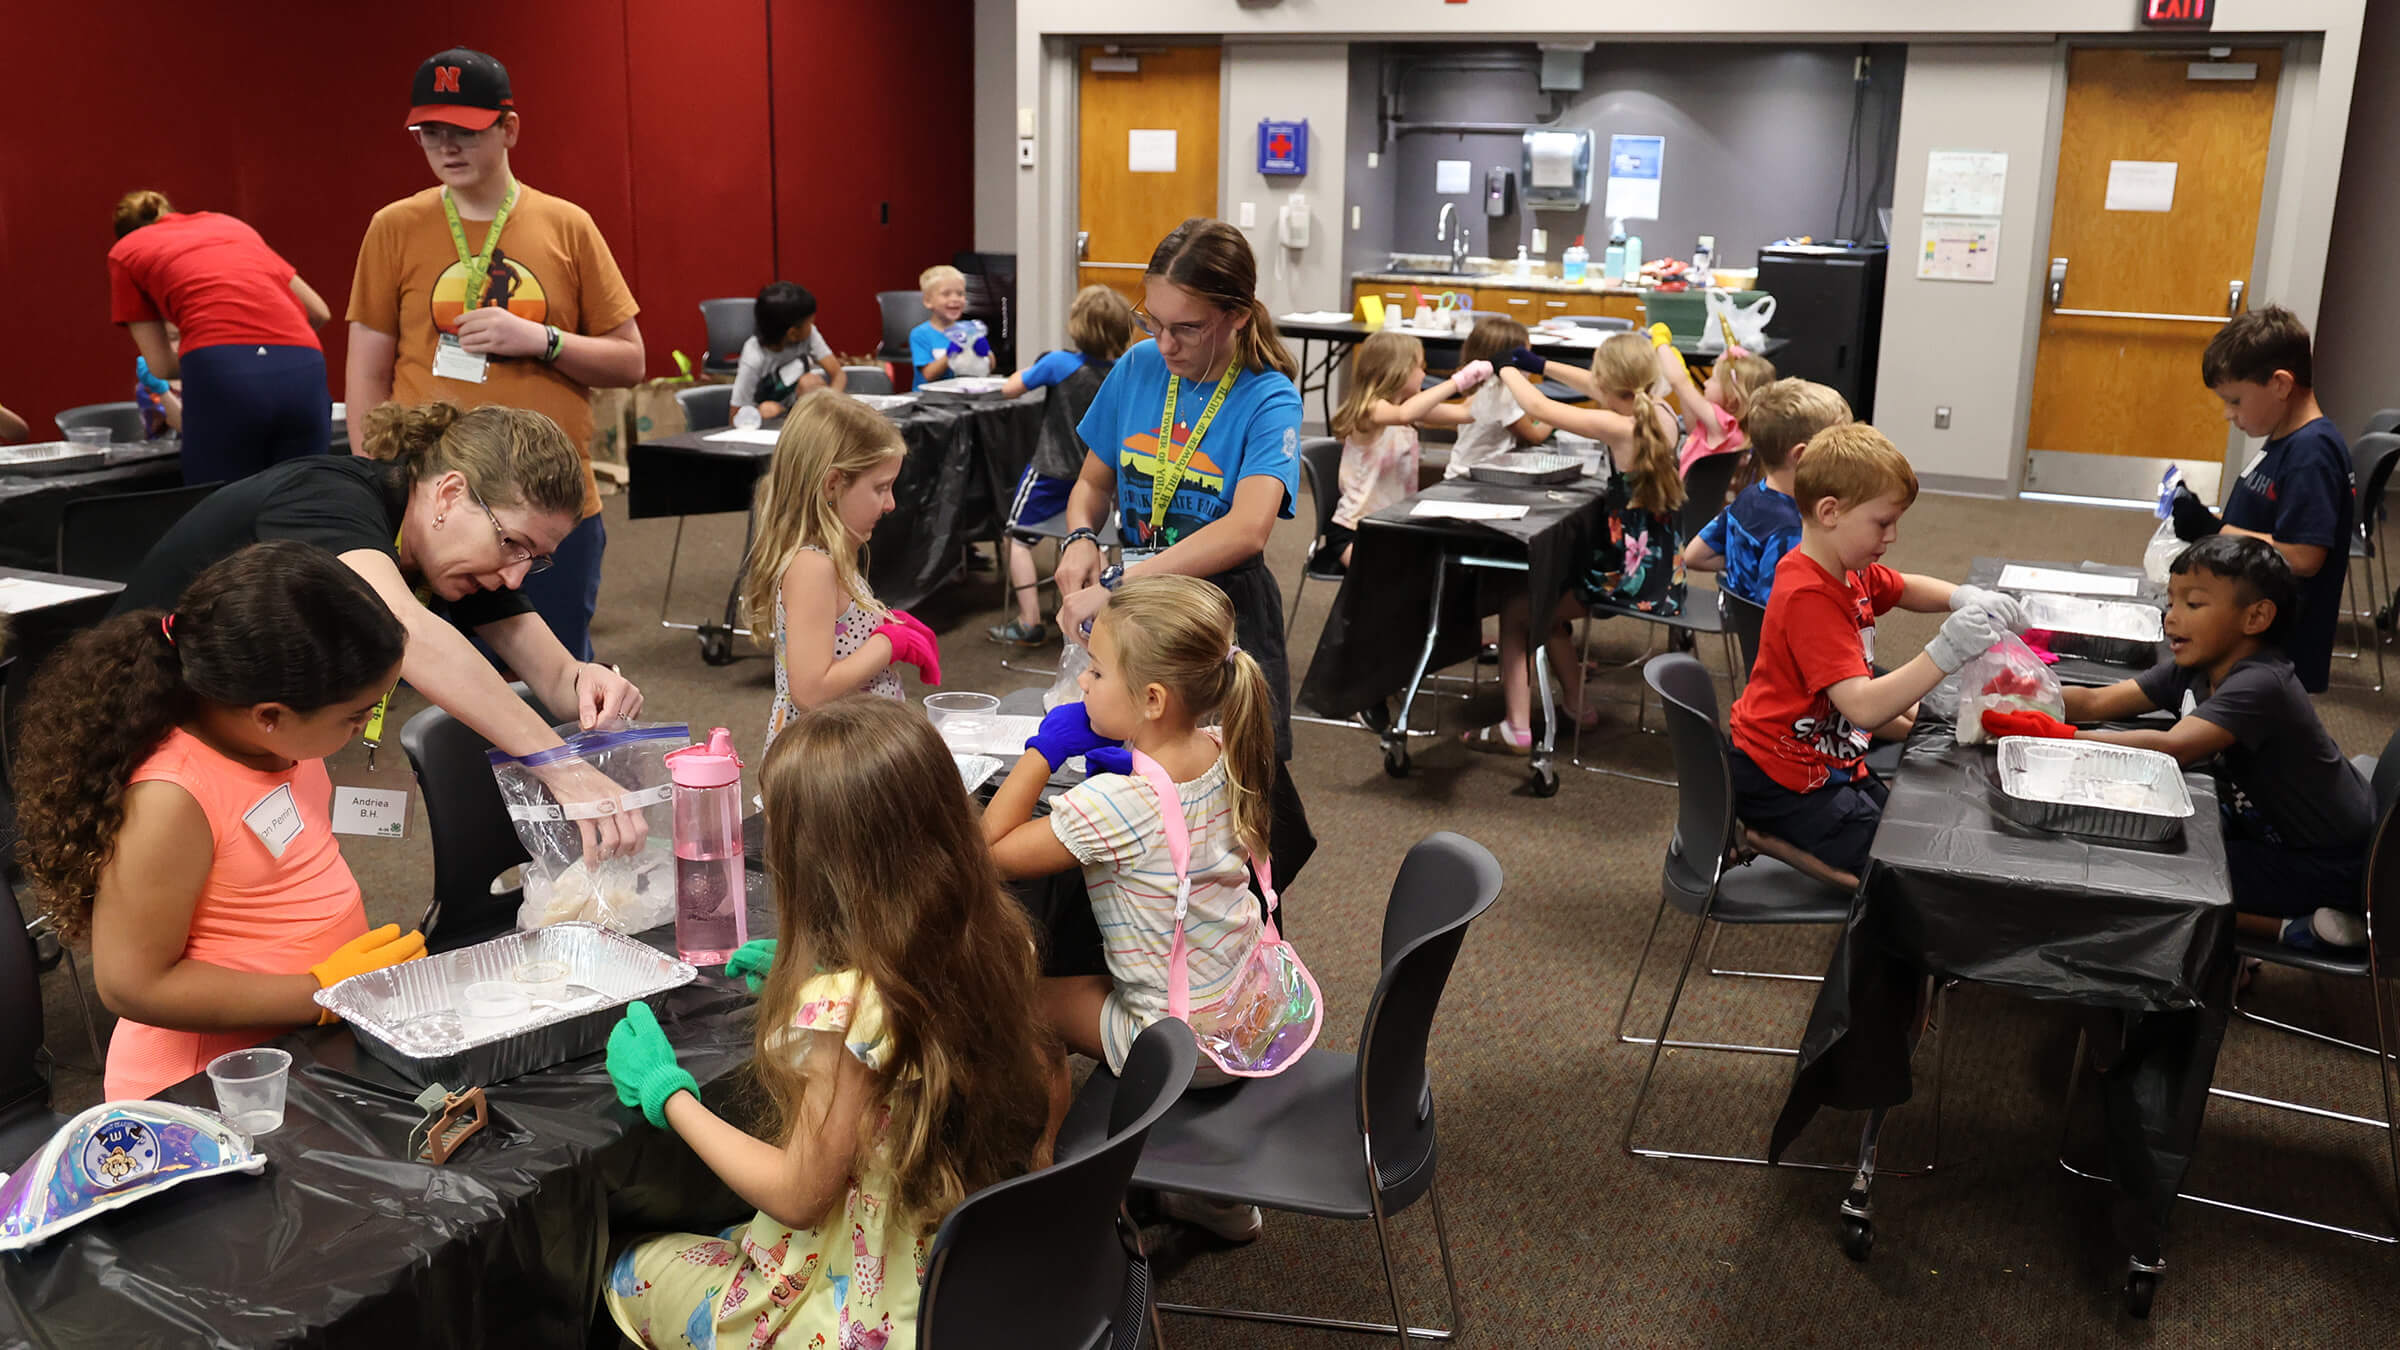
[[1367, 151, 1379, 169], [1017, 141, 1036, 168], [1351, 205, 1361, 230], [1238, 201, 1257, 228], [1934, 406, 1952, 429]]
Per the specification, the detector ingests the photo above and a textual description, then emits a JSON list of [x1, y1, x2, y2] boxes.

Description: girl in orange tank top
[[13, 540, 428, 1100]]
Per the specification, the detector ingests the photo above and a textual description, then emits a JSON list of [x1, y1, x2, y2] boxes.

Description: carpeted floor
[[24, 479, 2400, 1344]]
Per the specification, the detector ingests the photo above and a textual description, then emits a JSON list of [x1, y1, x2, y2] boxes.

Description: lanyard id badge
[[337, 530, 427, 836], [433, 181, 520, 386], [1148, 363, 1239, 532]]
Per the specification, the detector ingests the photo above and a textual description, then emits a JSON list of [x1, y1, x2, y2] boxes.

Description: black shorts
[[1729, 747, 1888, 877], [1308, 522, 1355, 576], [2224, 833, 2365, 919]]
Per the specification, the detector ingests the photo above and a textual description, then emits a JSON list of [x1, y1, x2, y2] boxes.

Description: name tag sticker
[[434, 334, 489, 384], [243, 784, 304, 859], [1860, 624, 1879, 666], [331, 785, 411, 840]]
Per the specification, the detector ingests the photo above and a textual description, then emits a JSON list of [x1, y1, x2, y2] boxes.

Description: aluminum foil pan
[[1468, 452, 1583, 486], [1992, 737, 2193, 845], [2021, 592, 2166, 667], [0, 443, 108, 477], [313, 922, 697, 1088]]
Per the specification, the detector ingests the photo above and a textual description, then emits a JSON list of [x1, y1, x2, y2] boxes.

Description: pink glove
[[889, 608, 935, 644], [876, 615, 942, 685], [1452, 359, 1494, 393]]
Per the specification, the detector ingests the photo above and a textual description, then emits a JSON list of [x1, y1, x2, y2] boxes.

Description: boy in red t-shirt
[[1728, 424, 2026, 882]]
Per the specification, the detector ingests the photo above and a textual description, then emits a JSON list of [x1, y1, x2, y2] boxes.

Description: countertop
[[1351, 268, 1649, 297]]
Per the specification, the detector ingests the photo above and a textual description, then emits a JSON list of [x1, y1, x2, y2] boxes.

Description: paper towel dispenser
[[1521, 129, 1593, 212]]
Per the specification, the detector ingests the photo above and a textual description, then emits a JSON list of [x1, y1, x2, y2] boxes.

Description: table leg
[[1838, 1109, 1886, 1261], [1384, 555, 1450, 777], [1529, 610, 1560, 798]]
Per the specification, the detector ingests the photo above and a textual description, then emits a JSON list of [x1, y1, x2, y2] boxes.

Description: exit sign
[[2141, 0, 2213, 26]]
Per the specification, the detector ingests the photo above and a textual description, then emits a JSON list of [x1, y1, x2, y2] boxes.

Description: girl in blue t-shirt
[[989, 285, 1137, 646]]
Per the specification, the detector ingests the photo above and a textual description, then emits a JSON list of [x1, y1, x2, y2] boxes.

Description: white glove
[[1451, 360, 1495, 393], [1948, 584, 2027, 633], [1923, 605, 2006, 675]]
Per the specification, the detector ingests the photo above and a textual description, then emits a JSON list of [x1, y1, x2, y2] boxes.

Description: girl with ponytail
[[1474, 332, 1693, 752], [15, 541, 426, 1098]]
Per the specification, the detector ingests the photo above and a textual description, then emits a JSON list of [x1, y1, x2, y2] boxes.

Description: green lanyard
[[359, 528, 434, 771], [1150, 363, 1239, 529], [442, 180, 520, 311]]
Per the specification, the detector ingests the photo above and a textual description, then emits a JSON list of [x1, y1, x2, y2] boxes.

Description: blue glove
[[971, 335, 992, 358], [1084, 745, 1134, 776], [135, 357, 170, 397], [1504, 346, 1548, 376], [1025, 701, 1123, 773], [607, 1000, 697, 1129]]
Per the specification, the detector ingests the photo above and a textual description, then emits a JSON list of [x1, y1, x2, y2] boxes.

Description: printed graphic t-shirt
[[1696, 482, 1805, 608], [1730, 551, 1905, 793], [1075, 339, 1301, 553], [346, 184, 640, 518]]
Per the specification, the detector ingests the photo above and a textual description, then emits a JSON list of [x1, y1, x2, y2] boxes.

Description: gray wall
[[1220, 44, 1352, 315], [2314, 0, 2400, 437], [1344, 45, 1399, 279], [973, 0, 1018, 251], [1353, 42, 1904, 269]]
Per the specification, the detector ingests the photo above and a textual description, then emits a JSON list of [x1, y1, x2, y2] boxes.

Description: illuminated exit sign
[[2141, 0, 2213, 27]]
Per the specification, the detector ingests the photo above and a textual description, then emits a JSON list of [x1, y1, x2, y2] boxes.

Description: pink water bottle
[[665, 728, 748, 965]]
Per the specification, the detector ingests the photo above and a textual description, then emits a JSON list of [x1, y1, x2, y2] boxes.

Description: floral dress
[[606, 971, 926, 1350], [1577, 470, 1686, 616], [768, 546, 904, 751]]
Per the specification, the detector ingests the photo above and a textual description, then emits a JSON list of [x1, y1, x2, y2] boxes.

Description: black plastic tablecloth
[[625, 391, 1043, 612], [0, 884, 775, 1349], [1297, 476, 1609, 718], [1769, 719, 2234, 1257], [0, 445, 184, 571]]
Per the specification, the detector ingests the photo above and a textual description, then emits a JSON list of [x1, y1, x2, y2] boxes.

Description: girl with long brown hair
[[602, 696, 1055, 1349], [1318, 329, 1489, 572]]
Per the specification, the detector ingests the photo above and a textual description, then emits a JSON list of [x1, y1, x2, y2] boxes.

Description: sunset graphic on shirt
[[429, 249, 550, 333]]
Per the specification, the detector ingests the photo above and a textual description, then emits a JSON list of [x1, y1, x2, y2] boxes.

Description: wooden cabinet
[[1347, 278, 1645, 325]]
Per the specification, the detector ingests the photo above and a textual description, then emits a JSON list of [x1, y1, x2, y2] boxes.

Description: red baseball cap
[[406, 48, 514, 131]]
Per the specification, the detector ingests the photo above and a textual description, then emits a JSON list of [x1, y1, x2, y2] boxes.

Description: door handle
[[1077, 230, 1089, 261], [2227, 279, 2245, 316], [2049, 257, 2068, 307]]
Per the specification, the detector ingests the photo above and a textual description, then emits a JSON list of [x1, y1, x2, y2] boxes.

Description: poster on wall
[[1922, 150, 2008, 216], [1917, 216, 2002, 283], [1602, 134, 1664, 220]]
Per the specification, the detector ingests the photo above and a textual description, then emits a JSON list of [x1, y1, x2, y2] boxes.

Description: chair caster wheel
[[1529, 763, 1560, 797], [700, 628, 736, 666], [1839, 1215, 1873, 1262], [1382, 743, 1411, 778], [2124, 1269, 2158, 1319]]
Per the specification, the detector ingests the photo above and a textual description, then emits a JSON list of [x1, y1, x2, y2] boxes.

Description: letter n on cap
[[434, 65, 461, 93]]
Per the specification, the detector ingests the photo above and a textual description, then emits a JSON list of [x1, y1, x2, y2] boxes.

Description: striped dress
[[1049, 749, 1263, 1073]]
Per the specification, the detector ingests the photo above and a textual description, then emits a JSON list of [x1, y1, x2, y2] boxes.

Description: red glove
[[875, 614, 942, 685], [1981, 708, 2074, 740]]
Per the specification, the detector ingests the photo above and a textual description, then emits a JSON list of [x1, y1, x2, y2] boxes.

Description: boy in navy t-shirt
[[2170, 305, 2354, 692], [1685, 377, 1851, 609]]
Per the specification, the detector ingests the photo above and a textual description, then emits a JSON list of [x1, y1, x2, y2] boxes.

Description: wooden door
[[1077, 46, 1220, 303], [2026, 48, 2281, 471]]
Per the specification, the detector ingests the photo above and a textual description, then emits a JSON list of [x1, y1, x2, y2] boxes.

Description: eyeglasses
[[1132, 307, 1221, 347], [470, 487, 555, 574], [410, 123, 493, 150]]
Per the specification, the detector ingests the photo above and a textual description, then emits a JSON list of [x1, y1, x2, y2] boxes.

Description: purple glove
[[1504, 346, 1548, 376], [972, 335, 992, 358], [1024, 702, 1123, 773], [875, 614, 942, 685]]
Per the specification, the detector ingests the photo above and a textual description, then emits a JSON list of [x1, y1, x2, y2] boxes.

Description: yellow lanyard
[[442, 180, 520, 311], [359, 528, 434, 770], [1150, 363, 1239, 529]]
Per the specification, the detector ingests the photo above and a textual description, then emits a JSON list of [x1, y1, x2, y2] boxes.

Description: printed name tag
[[243, 784, 304, 859], [2181, 689, 2199, 717], [1859, 624, 1878, 667], [331, 785, 411, 840], [433, 334, 489, 384]]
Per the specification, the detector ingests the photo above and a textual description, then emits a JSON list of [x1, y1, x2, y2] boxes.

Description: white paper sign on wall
[[1128, 129, 1178, 174], [2104, 160, 2178, 212], [1434, 159, 1471, 195]]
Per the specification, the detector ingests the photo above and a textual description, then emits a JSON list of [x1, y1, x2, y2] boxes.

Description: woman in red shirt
[[108, 190, 335, 484]]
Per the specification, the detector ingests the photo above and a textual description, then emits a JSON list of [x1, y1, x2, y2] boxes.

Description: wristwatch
[[541, 325, 564, 363], [1099, 564, 1125, 591]]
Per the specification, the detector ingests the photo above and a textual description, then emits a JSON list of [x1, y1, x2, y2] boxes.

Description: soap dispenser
[[1603, 220, 1628, 282]]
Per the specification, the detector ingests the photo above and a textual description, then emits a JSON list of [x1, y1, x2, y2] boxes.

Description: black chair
[[1620, 653, 1940, 1168], [2, 871, 70, 1173], [877, 290, 926, 391], [675, 384, 733, 434], [57, 482, 223, 584], [1286, 436, 1346, 638], [1058, 831, 1503, 1343], [845, 366, 894, 396], [919, 1019, 1197, 1350], [2340, 431, 2400, 692], [54, 402, 146, 443], [398, 689, 551, 952], [2364, 408, 2400, 440], [697, 297, 752, 377]]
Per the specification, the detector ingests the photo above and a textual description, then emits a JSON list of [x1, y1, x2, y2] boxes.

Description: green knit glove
[[724, 939, 778, 995], [607, 1000, 697, 1129]]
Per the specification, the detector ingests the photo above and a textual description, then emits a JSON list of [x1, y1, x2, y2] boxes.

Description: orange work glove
[[310, 923, 428, 1024], [1981, 708, 2075, 741]]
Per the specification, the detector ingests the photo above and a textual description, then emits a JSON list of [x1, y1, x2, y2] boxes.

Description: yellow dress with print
[[605, 971, 926, 1350]]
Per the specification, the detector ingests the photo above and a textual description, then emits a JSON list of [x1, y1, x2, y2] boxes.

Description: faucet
[[1436, 203, 1470, 274]]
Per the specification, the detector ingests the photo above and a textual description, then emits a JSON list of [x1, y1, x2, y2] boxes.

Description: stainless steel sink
[[1377, 267, 1484, 280]]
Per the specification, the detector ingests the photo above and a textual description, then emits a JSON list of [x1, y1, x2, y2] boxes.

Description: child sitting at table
[[1314, 330, 1491, 573], [988, 284, 1139, 647], [1658, 330, 1775, 479], [12, 540, 427, 1099], [729, 280, 846, 422], [908, 264, 994, 384], [983, 575, 1314, 1243], [1683, 378, 1852, 608], [1987, 535, 2377, 952], [742, 392, 940, 749], [1727, 423, 2025, 885], [1467, 331, 1687, 752], [1445, 315, 1555, 480], [602, 696, 1056, 1350]]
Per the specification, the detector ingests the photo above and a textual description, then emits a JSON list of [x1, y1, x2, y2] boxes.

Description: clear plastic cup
[[2017, 741, 2078, 800], [64, 427, 111, 447], [923, 692, 1000, 751], [207, 1047, 293, 1136]]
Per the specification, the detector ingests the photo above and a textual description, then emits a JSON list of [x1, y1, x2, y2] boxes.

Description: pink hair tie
[[1225, 643, 1243, 665], [159, 613, 177, 646]]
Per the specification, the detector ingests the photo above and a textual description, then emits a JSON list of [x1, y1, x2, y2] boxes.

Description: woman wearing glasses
[[1053, 217, 1318, 884], [110, 402, 649, 857], [106, 189, 335, 485]]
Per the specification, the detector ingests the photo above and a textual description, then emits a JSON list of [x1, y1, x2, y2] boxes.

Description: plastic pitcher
[[665, 728, 748, 965]]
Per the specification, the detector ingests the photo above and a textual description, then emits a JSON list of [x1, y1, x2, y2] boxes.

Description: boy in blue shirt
[[1685, 377, 1850, 608], [907, 264, 993, 384], [2170, 305, 2354, 692]]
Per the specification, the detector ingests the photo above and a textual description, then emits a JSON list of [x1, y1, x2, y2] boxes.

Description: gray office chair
[[1058, 831, 1503, 1344], [676, 383, 734, 433], [398, 688, 551, 952], [1286, 437, 1346, 638], [2340, 432, 2400, 692], [2364, 408, 2400, 440], [919, 1018, 1197, 1350], [877, 290, 927, 390], [845, 365, 894, 396], [1622, 653, 1945, 1169], [698, 297, 752, 377], [54, 402, 146, 443]]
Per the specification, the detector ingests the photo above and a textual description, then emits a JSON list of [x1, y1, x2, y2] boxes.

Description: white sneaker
[[2312, 907, 2368, 949], [1158, 1191, 1264, 1242]]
